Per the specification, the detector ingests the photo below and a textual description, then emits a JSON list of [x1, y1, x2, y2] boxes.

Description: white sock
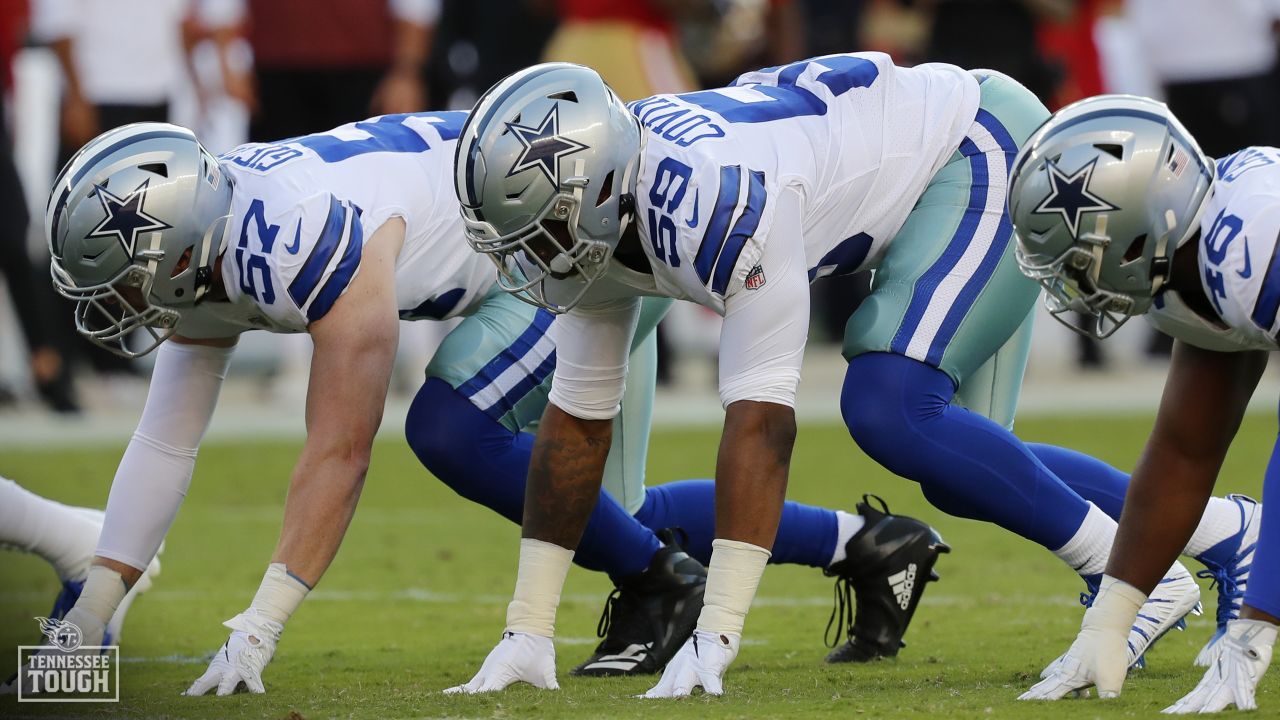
[[0, 477, 102, 581], [1185, 496, 1254, 558], [827, 510, 867, 567], [1053, 502, 1117, 577]]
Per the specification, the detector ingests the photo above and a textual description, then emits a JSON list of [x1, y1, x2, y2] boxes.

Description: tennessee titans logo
[[86, 179, 171, 255], [1033, 158, 1119, 238], [505, 105, 590, 187], [36, 616, 83, 652]]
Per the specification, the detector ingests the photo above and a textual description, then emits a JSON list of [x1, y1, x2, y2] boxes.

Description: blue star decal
[[1033, 158, 1119, 238], [505, 105, 590, 187], [86, 179, 171, 255]]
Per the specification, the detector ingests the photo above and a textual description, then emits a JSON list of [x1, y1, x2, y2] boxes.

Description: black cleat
[[823, 494, 949, 663], [572, 528, 707, 676]]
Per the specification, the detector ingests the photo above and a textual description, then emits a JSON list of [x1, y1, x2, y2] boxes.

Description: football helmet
[[454, 62, 641, 313], [46, 123, 233, 357], [1008, 95, 1214, 338]]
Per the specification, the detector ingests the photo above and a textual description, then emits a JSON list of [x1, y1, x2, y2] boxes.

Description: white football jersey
[[1148, 146, 1280, 352], [622, 52, 979, 312], [175, 112, 495, 339]]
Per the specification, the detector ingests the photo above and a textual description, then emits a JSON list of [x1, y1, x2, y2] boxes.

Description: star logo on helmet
[[86, 179, 171, 255], [1033, 158, 1119, 238], [504, 105, 590, 187]]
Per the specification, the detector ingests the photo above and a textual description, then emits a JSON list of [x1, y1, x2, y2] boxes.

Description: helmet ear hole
[[1122, 234, 1147, 264], [596, 170, 615, 208], [1094, 143, 1124, 160], [171, 246, 194, 278]]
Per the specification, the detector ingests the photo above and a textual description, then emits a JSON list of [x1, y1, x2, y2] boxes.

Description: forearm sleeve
[[96, 342, 234, 569], [546, 297, 640, 420]]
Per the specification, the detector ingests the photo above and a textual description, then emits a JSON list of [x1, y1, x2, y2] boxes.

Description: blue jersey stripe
[[483, 350, 558, 420], [694, 165, 742, 285], [305, 206, 364, 322], [457, 309, 556, 398], [890, 137, 988, 354], [289, 195, 348, 307], [711, 169, 767, 295], [1251, 230, 1280, 331], [924, 113, 1020, 363]]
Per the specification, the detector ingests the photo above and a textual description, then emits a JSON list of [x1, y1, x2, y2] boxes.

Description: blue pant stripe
[[889, 136, 987, 354], [482, 350, 558, 419], [457, 310, 555, 398], [924, 113, 1020, 363]]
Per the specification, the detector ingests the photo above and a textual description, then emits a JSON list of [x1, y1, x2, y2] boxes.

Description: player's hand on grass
[[1020, 577, 1144, 701], [184, 610, 283, 696], [1163, 619, 1275, 714], [443, 632, 558, 694], [643, 630, 739, 698]]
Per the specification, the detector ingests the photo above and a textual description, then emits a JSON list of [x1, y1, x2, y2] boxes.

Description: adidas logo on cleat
[[888, 564, 917, 610], [578, 643, 652, 673]]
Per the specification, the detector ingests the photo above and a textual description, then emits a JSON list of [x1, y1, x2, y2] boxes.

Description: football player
[[1009, 96, 1276, 712], [0, 477, 161, 645], [449, 55, 1260, 697], [11, 114, 938, 696]]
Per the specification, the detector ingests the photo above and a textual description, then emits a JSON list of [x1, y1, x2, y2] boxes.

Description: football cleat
[[572, 528, 706, 677], [1193, 494, 1260, 667], [1062, 561, 1201, 676], [823, 495, 949, 663]]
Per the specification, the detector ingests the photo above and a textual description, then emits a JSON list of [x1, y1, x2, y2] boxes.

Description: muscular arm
[[270, 218, 404, 586], [522, 405, 612, 546], [1106, 341, 1268, 593], [716, 400, 796, 546]]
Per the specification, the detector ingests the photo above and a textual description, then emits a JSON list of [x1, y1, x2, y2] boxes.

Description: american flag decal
[[1169, 145, 1190, 179]]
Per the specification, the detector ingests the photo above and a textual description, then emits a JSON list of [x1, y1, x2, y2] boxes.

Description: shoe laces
[[595, 588, 620, 639], [824, 575, 855, 649], [1196, 542, 1254, 628]]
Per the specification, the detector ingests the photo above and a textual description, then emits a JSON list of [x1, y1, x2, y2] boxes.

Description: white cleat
[[1193, 495, 1260, 668], [1127, 561, 1201, 669]]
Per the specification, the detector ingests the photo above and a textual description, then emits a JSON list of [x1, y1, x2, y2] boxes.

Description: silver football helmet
[[46, 123, 233, 357], [1008, 95, 1215, 338], [454, 62, 642, 313]]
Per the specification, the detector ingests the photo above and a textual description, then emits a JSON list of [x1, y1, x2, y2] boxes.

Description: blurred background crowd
[[1, 0, 1279, 421]]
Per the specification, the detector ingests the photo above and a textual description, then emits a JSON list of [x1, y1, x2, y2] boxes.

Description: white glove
[[643, 630, 740, 698], [1163, 619, 1276, 714], [1020, 577, 1144, 701], [184, 610, 283, 696], [444, 632, 558, 694]]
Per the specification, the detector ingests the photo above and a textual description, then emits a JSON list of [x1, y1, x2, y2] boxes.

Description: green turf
[[1, 413, 1276, 718]]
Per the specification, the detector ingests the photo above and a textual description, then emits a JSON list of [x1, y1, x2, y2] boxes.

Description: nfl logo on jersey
[[745, 265, 766, 290]]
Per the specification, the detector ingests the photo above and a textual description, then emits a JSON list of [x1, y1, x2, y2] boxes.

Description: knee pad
[[405, 377, 481, 492], [841, 353, 953, 468]]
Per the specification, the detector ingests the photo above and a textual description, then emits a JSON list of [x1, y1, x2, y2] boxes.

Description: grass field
[[0, 414, 1276, 719]]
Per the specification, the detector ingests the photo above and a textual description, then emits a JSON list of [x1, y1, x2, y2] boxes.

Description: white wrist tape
[[1087, 575, 1147, 633], [72, 565, 128, 629], [248, 563, 311, 626], [697, 539, 771, 638], [505, 538, 574, 638]]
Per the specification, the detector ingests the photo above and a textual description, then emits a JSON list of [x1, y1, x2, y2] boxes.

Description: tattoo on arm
[[521, 408, 612, 548]]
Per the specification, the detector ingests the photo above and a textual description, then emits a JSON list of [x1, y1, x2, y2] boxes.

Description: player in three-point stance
[[1010, 95, 1276, 712], [449, 54, 1261, 696]]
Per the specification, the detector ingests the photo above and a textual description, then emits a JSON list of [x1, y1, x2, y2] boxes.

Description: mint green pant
[[425, 289, 670, 513], [842, 72, 1048, 427]]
